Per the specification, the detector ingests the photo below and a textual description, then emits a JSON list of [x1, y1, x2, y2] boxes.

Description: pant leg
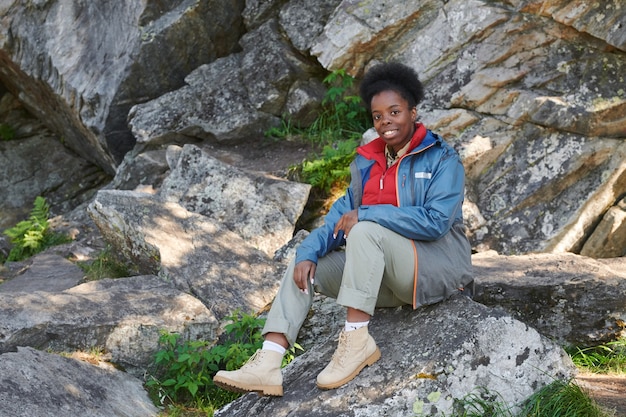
[[262, 221, 415, 344], [336, 221, 415, 315], [261, 252, 345, 346]]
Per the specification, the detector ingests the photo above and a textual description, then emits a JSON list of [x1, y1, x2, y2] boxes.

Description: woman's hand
[[294, 260, 316, 294], [333, 209, 359, 239]]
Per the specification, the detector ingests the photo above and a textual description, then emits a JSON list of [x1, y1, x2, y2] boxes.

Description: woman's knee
[[347, 221, 382, 241]]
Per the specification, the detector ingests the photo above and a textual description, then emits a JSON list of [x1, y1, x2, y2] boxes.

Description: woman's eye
[[391, 110, 399, 115], [373, 115, 381, 121]]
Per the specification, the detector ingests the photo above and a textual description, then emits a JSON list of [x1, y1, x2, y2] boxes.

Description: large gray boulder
[[0, 0, 246, 170], [216, 295, 576, 417], [473, 252, 626, 346], [86, 189, 283, 319], [0, 93, 109, 230], [128, 18, 322, 147], [0, 347, 158, 417], [0, 275, 217, 374], [159, 144, 311, 256]]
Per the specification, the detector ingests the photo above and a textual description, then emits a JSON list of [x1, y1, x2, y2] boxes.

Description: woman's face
[[370, 90, 417, 153]]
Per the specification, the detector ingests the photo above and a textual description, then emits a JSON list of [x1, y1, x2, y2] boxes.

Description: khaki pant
[[262, 221, 416, 346]]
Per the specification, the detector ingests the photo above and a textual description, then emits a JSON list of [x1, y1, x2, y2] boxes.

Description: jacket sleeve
[[357, 145, 465, 241], [295, 186, 355, 264]]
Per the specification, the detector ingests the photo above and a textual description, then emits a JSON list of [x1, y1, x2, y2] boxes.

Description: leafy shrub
[[146, 310, 302, 412], [268, 69, 371, 192], [295, 138, 358, 191], [2, 196, 70, 262], [306, 69, 371, 144]]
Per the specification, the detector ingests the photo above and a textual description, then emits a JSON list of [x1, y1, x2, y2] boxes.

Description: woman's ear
[[411, 106, 418, 121]]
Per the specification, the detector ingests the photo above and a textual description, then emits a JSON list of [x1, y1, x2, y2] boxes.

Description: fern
[[300, 138, 358, 191], [3, 196, 70, 262]]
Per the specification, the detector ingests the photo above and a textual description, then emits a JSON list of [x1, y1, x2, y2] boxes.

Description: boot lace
[[243, 350, 264, 368], [330, 331, 351, 366]]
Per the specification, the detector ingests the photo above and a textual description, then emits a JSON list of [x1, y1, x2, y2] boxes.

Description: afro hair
[[359, 62, 424, 112]]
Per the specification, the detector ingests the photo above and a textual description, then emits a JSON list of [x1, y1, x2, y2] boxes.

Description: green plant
[[306, 69, 371, 144], [0, 123, 15, 141], [2, 196, 70, 262], [450, 380, 611, 417], [567, 338, 626, 374], [146, 310, 299, 412], [296, 138, 358, 191], [267, 69, 371, 191], [519, 379, 610, 416], [77, 245, 131, 281]]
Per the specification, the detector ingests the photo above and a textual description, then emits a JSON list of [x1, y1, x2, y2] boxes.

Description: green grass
[[453, 379, 612, 417], [77, 245, 132, 281], [567, 338, 626, 374], [520, 379, 611, 417]]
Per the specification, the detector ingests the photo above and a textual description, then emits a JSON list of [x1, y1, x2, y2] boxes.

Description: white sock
[[262, 340, 286, 355], [344, 320, 369, 332]]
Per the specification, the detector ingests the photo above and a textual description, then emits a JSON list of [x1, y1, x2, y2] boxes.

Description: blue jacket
[[295, 127, 466, 266]]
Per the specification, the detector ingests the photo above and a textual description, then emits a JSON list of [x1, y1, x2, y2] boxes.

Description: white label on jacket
[[415, 172, 432, 179]]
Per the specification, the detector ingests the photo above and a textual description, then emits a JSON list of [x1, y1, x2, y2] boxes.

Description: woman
[[213, 62, 473, 396]]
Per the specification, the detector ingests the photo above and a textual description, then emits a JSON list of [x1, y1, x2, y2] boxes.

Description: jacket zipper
[[394, 142, 436, 206]]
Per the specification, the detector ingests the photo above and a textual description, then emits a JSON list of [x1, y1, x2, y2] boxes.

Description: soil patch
[[576, 373, 626, 416]]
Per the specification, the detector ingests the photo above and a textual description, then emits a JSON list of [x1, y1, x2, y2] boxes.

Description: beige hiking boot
[[213, 350, 283, 396], [316, 327, 381, 390]]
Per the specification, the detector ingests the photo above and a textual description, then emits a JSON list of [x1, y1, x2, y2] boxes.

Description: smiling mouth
[[383, 129, 397, 137]]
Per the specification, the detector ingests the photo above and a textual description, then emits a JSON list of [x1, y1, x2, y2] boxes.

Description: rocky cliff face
[[0, 1, 625, 415], [1, 0, 624, 257]]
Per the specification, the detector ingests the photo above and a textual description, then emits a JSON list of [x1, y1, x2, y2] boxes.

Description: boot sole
[[213, 375, 283, 397], [316, 347, 381, 390]]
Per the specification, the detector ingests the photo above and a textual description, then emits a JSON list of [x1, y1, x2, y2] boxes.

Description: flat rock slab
[[0, 275, 218, 375], [0, 253, 83, 293], [472, 252, 626, 346], [0, 347, 158, 417]]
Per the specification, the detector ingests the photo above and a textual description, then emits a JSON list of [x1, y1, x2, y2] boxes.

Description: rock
[[87, 189, 281, 320], [110, 148, 170, 192], [159, 144, 311, 257], [215, 295, 576, 416], [581, 196, 626, 258], [524, 0, 626, 51], [0, 253, 83, 293], [278, 0, 342, 54], [128, 53, 269, 146], [128, 17, 321, 147], [0, 347, 158, 417], [472, 251, 626, 346], [0, 0, 246, 170], [281, 78, 326, 128], [0, 275, 217, 375], [0, 92, 110, 230]]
